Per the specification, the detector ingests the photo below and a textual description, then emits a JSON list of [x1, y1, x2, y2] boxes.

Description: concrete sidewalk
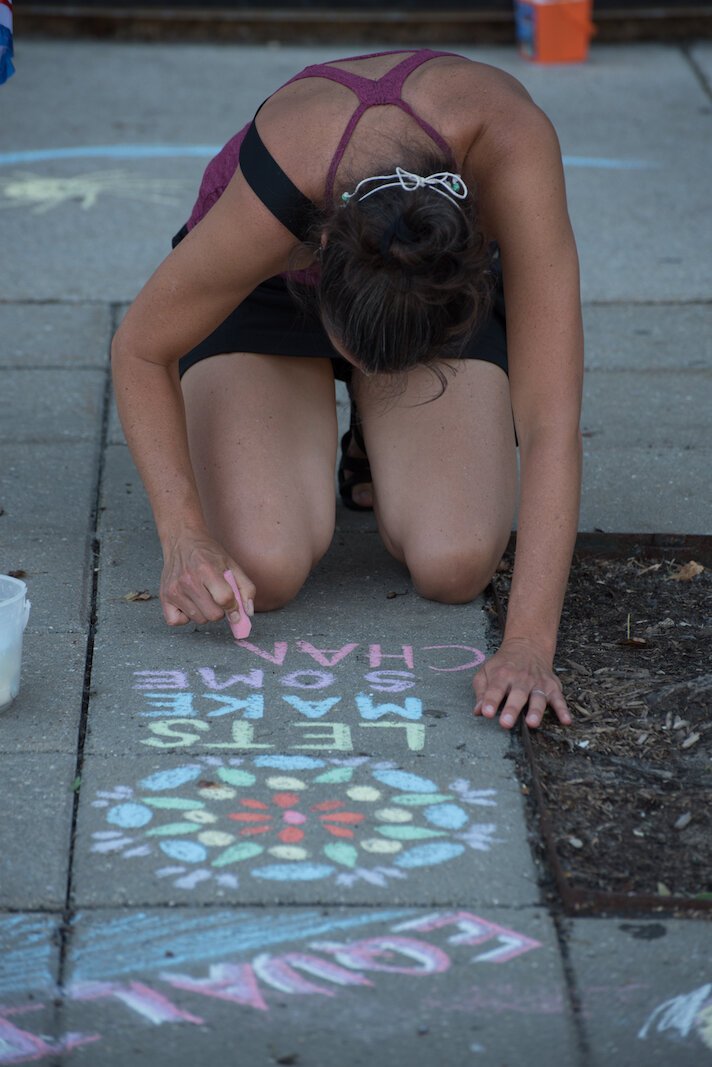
[[1, 39, 711, 1066]]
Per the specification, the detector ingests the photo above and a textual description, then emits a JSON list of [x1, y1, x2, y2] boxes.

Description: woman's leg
[[181, 353, 338, 611], [351, 360, 517, 603]]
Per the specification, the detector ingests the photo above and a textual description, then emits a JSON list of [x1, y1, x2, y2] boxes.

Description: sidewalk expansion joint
[[682, 42, 712, 101], [56, 303, 117, 993]]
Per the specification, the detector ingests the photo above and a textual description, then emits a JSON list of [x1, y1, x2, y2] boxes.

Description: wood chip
[[681, 732, 700, 749], [674, 812, 692, 831], [568, 837, 584, 849], [657, 882, 671, 897], [668, 560, 704, 581], [123, 590, 153, 601]]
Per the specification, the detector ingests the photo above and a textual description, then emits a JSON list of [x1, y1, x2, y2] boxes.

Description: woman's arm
[[469, 95, 584, 729], [112, 171, 299, 625]]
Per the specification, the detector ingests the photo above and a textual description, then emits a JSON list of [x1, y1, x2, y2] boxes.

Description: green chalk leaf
[[212, 842, 264, 867], [217, 767, 256, 786], [146, 822, 199, 836], [140, 797, 204, 810], [323, 842, 359, 867], [313, 768, 354, 784], [377, 826, 447, 840]]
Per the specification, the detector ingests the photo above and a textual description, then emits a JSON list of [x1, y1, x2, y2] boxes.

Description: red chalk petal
[[278, 827, 305, 844], [320, 812, 364, 824], [228, 813, 271, 822]]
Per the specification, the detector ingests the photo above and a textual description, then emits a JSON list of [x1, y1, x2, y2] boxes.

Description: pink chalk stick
[[223, 570, 252, 640]]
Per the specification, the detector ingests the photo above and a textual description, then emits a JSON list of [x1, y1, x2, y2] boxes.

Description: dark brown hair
[[290, 151, 494, 386]]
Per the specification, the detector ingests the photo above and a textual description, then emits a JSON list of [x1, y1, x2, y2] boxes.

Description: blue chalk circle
[[394, 842, 465, 868], [159, 840, 207, 864], [253, 756, 325, 770], [138, 766, 203, 791], [106, 803, 153, 829], [424, 803, 469, 830], [372, 769, 438, 793], [252, 863, 334, 881]]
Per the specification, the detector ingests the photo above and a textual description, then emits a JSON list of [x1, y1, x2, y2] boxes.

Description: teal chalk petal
[[323, 842, 359, 867], [377, 826, 447, 841], [394, 842, 465, 868], [212, 842, 264, 867], [140, 797, 204, 810], [313, 768, 354, 784], [217, 767, 256, 786], [146, 822, 199, 836], [373, 770, 438, 792]]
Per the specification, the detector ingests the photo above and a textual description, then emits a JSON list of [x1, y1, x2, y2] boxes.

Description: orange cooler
[[514, 0, 595, 64]]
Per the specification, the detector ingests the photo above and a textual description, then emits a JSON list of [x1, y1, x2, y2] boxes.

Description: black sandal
[[338, 402, 373, 511]]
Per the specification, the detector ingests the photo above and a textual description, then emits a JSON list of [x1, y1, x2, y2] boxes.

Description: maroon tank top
[[186, 49, 464, 235]]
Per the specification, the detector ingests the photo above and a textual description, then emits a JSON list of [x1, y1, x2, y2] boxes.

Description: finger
[[172, 572, 229, 624], [163, 602, 190, 627], [224, 569, 257, 619], [549, 689, 572, 726], [472, 671, 489, 715], [524, 692, 550, 729], [479, 684, 510, 720], [498, 687, 531, 730]]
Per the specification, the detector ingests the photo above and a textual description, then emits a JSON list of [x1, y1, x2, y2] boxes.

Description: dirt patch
[[490, 549, 712, 909]]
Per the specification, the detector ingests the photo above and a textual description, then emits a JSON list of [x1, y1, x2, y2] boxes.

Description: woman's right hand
[[160, 531, 256, 628]]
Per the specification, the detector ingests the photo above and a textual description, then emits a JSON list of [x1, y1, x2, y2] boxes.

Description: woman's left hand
[[472, 637, 571, 730]]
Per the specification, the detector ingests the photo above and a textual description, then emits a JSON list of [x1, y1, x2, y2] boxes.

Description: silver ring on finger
[[531, 689, 549, 700]]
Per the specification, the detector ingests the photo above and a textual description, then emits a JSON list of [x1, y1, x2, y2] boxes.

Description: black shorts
[[173, 226, 508, 382]]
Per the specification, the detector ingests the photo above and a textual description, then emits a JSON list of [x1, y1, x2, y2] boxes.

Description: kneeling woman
[[111, 48, 583, 732]]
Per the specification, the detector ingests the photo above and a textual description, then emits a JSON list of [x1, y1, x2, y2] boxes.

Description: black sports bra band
[[239, 117, 315, 243]]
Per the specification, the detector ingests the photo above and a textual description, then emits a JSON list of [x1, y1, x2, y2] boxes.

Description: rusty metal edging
[[490, 530, 712, 917]]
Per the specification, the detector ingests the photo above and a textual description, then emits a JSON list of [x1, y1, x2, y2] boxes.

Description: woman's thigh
[[352, 360, 517, 603], [181, 353, 338, 608]]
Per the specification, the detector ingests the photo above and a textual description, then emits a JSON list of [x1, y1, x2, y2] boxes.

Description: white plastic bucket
[[0, 575, 31, 711]]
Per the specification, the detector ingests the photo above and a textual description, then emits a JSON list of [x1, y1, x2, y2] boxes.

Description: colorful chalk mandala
[[90, 756, 499, 890]]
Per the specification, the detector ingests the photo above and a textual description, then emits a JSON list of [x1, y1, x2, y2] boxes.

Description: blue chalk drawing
[[91, 757, 499, 892], [0, 145, 222, 165], [107, 803, 153, 829], [159, 840, 207, 864], [0, 145, 660, 170], [372, 769, 438, 792], [0, 915, 59, 997], [394, 842, 466, 868], [253, 863, 335, 881], [424, 803, 469, 830], [68, 909, 414, 983], [139, 766, 203, 791], [253, 755, 325, 769]]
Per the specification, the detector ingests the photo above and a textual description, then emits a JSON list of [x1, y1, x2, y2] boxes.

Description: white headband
[[341, 166, 468, 209]]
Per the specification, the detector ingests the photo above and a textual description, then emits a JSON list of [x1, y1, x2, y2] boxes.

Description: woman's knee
[[228, 530, 333, 612], [405, 538, 505, 604]]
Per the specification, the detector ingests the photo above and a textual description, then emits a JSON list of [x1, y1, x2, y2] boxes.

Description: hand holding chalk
[[223, 569, 252, 639]]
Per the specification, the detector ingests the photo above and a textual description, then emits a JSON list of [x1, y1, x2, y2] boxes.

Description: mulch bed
[[489, 544, 712, 913]]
